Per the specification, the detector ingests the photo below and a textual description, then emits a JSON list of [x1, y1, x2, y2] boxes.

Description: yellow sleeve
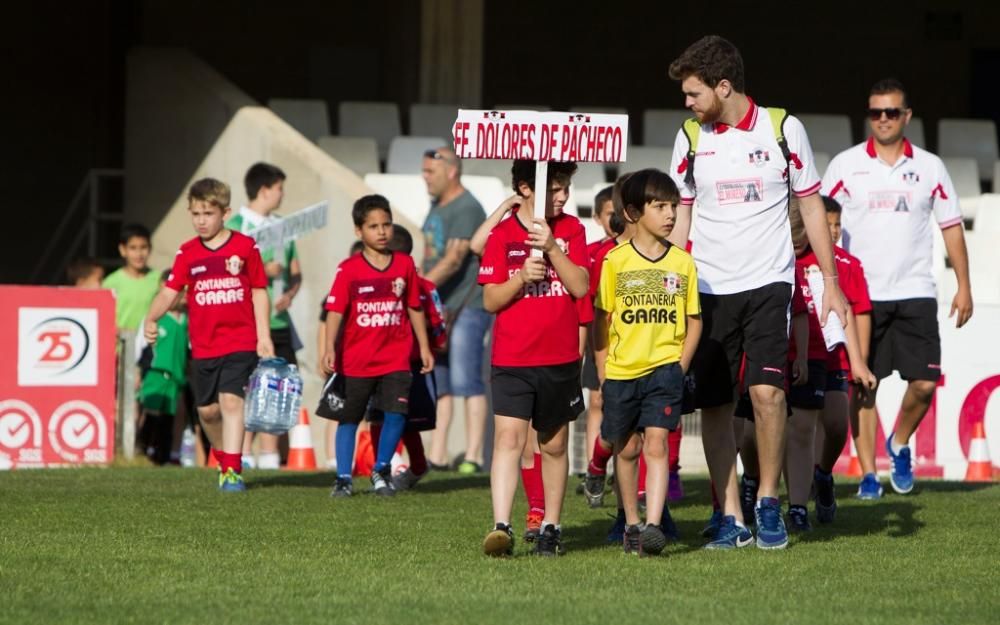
[[595, 255, 616, 313], [686, 258, 701, 316]]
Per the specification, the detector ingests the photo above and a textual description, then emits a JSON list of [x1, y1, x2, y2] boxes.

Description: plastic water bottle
[[245, 358, 287, 433], [279, 364, 304, 429], [179, 427, 196, 467]]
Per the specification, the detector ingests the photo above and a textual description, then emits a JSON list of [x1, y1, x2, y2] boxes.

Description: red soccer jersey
[[827, 246, 873, 371], [325, 251, 422, 377], [790, 252, 828, 361], [588, 237, 618, 299], [165, 231, 267, 359], [478, 207, 588, 367], [412, 276, 448, 362]]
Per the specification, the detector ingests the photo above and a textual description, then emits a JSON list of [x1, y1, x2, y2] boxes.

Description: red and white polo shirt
[[669, 98, 821, 295], [821, 138, 962, 301]]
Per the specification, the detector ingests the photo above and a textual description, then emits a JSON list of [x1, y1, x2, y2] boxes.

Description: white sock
[[541, 521, 561, 532], [257, 452, 280, 470], [890, 435, 908, 455]]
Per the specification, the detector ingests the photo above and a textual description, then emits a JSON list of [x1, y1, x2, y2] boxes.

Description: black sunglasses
[[867, 107, 905, 121], [423, 149, 444, 159]]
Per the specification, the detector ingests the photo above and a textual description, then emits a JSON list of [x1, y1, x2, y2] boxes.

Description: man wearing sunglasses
[[822, 79, 973, 499]]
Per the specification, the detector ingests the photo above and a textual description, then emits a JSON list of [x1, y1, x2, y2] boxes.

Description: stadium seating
[[572, 163, 608, 205], [943, 157, 982, 221], [386, 136, 448, 175], [267, 98, 330, 142], [463, 158, 513, 182], [363, 173, 429, 226], [642, 109, 689, 147], [971, 193, 1000, 233], [316, 136, 380, 178], [410, 103, 460, 142], [864, 116, 926, 149], [938, 119, 999, 186], [797, 114, 853, 157], [994, 161, 1000, 193], [963, 230, 1000, 304], [338, 101, 402, 160], [461, 175, 507, 216], [493, 104, 551, 111], [813, 152, 830, 178], [571, 106, 628, 116], [621, 146, 672, 173]]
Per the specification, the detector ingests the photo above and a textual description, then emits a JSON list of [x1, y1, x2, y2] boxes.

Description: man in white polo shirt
[[667, 36, 849, 550], [822, 78, 973, 499]]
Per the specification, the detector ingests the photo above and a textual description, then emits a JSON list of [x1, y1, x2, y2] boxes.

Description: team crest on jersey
[[391, 277, 406, 297], [902, 171, 920, 185], [663, 271, 687, 295], [225, 255, 243, 276], [748, 148, 770, 168]]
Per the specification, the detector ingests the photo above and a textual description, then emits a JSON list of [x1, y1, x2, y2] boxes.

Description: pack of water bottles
[[244, 357, 303, 434]]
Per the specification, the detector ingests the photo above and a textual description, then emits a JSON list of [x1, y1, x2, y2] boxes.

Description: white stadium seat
[[316, 136, 380, 177], [797, 114, 853, 157], [461, 175, 507, 216], [267, 98, 330, 142], [572, 163, 607, 205], [339, 101, 402, 161], [813, 152, 830, 178], [864, 116, 926, 149], [994, 160, 1000, 194], [621, 146, 672, 174], [386, 136, 448, 175], [462, 158, 512, 182], [409, 103, 460, 142], [938, 119, 999, 185], [971, 193, 1000, 234], [363, 173, 429, 227], [642, 109, 690, 147], [942, 157, 982, 221]]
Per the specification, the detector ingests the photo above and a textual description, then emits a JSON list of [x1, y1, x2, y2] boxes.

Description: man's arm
[[251, 288, 275, 357], [424, 238, 471, 286], [941, 225, 973, 328], [799, 192, 850, 326], [667, 202, 693, 249]]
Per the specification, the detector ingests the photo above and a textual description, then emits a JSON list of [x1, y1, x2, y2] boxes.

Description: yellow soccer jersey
[[595, 240, 700, 380]]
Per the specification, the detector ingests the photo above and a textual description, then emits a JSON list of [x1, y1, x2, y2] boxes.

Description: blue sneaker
[[660, 504, 680, 541], [856, 473, 883, 500], [218, 468, 246, 492], [701, 510, 723, 538], [886, 433, 914, 494], [704, 515, 754, 550], [606, 509, 626, 543], [754, 497, 788, 550]]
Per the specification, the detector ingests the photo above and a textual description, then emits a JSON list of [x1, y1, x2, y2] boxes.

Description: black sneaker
[[623, 524, 642, 555], [330, 477, 353, 498], [788, 505, 812, 533], [740, 475, 759, 526], [534, 524, 564, 557], [370, 466, 395, 497], [813, 467, 837, 524], [583, 471, 606, 508], [640, 524, 667, 556], [483, 523, 514, 557]]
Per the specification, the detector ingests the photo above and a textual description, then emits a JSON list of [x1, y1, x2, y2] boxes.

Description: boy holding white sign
[[479, 160, 590, 557]]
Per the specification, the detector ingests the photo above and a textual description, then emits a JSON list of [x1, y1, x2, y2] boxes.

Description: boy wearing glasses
[[821, 78, 973, 498]]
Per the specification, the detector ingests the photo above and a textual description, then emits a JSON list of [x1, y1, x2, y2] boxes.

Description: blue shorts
[[601, 362, 684, 444], [435, 306, 491, 397], [825, 369, 850, 393]]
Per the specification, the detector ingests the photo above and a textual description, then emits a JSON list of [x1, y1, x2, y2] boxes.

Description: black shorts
[[787, 360, 827, 410], [691, 282, 791, 409], [491, 361, 583, 433], [192, 351, 258, 407], [339, 370, 412, 425], [826, 369, 850, 393], [870, 299, 941, 382], [370, 365, 438, 432], [271, 327, 298, 365], [581, 345, 600, 391], [601, 362, 684, 443]]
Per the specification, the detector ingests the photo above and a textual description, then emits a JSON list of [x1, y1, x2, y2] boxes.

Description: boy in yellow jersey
[[594, 169, 702, 556]]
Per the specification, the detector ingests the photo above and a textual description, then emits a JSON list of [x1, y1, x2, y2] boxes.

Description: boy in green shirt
[[103, 224, 160, 334]]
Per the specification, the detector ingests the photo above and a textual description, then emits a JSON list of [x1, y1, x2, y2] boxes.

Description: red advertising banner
[[0, 286, 117, 468]]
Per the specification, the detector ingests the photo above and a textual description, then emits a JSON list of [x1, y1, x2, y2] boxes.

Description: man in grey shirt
[[421, 147, 491, 473]]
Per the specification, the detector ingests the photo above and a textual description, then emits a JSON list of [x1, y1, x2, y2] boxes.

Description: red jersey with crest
[[413, 276, 448, 361], [165, 230, 267, 359], [325, 251, 422, 377], [478, 208, 588, 367]]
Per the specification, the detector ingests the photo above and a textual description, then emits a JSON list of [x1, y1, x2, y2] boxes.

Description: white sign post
[[453, 110, 629, 255], [250, 201, 329, 252]]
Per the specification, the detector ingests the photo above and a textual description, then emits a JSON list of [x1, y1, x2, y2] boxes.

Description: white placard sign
[[251, 201, 329, 251]]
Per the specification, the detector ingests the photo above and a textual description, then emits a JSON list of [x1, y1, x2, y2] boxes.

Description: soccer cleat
[[704, 515, 754, 550], [740, 475, 759, 526], [640, 524, 667, 556], [701, 509, 724, 538], [623, 524, 642, 555], [370, 466, 396, 497], [534, 524, 564, 557], [606, 509, 626, 543], [660, 504, 680, 541], [457, 460, 482, 475], [787, 505, 812, 533], [885, 433, 915, 494], [330, 477, 353, 498], [856, 473, 883, 500], [813, 467, 837, 523], [668, 470, 684, 501], [523, 509, 544, 543], [583, 471, 606, 508], [390, 468, 423, 492], [754, 497, 788, 550], [218, 468, 246, 493], [483, 523, 514, 557]]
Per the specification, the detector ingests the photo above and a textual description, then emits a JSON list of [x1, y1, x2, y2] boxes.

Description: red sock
[[668, 425, 682, 473], [370, 423, 382, 450], [402, 430, 427, 476], [637, 452, 647, 497], [710, 481, 720, 511], [218, 451, 242, 475], [521, 453, 545, 514], [588, 437, 613, 475]]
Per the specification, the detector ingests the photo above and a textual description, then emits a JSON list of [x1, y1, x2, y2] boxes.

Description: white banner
[[251, 201, 328, 251], [452, 110, 628, 162]]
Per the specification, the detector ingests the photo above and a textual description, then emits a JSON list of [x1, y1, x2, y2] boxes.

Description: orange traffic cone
[[846, 439, 862, 478], [206, 447, 218, 469], [285, 408, 318, 471], [965, 422, 994, 482]]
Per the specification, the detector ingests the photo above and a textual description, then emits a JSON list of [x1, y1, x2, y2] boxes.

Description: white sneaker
[[257, 452, 281, 470]]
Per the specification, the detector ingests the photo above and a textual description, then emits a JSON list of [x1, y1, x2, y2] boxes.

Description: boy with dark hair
[[104, 223, 161, 334], [321, 195, 434, 497], [228, 162, 299, 469], [479, 159, 589, 557], [593, 169, 701, 555], [67, 257, 104, 288], [144, 178, 274, 491]]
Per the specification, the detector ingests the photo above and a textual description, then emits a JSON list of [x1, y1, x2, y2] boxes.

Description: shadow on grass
[[245, 470, 491, 493]]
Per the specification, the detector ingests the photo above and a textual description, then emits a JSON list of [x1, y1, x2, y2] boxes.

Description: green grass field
[[1, 468, 996, 625]]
